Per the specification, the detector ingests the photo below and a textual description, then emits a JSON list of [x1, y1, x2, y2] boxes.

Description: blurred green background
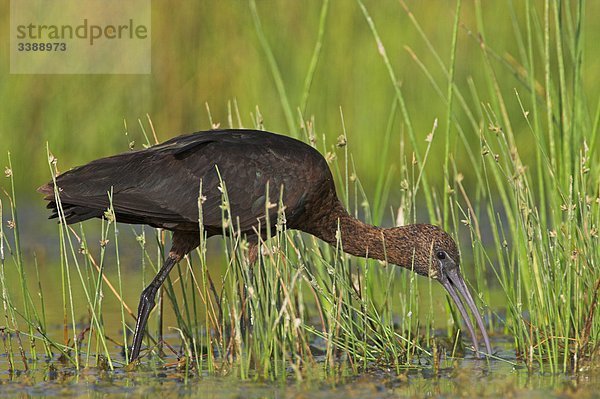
[[1, 0, 599, 199]]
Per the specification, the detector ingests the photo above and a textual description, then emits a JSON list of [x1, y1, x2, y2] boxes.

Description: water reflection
[[1, 339, 599, 398]]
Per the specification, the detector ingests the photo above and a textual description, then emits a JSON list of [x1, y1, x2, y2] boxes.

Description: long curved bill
[[439, 266, 492, 358]]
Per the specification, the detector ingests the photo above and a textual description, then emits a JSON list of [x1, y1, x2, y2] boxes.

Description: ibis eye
[[436, 251, 446, 260]]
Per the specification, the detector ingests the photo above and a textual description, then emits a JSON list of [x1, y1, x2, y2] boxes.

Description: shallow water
[[1, 338, 599, 398]]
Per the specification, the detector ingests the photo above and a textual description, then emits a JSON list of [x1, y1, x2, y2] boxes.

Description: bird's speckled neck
[[311, 200, 419, 269]]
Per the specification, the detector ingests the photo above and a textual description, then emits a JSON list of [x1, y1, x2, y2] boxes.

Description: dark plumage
[[38, 129, 491, 361]]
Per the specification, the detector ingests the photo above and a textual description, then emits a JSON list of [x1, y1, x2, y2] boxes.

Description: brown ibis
[[38, 129, 492, 361]]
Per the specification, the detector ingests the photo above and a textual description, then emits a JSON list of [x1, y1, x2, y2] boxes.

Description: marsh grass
[[0, 0, 599, 381]]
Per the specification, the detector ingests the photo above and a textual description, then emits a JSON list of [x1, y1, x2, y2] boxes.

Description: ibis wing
[[173, 136, 309, 233], [43, 152, 202, 228], [42, 130, 311, 234]]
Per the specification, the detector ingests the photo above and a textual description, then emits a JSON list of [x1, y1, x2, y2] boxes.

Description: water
[[1, 337, 599, 398]]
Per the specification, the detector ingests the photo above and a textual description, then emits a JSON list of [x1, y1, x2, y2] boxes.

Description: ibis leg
[[247, 242, 258, 265], [241, 242, 258, 336], [130, 254, 178, 362]]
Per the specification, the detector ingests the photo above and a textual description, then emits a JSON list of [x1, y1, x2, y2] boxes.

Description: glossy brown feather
[[40, 129, 330, 236]]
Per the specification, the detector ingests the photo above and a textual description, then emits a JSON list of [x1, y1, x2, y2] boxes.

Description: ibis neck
[[316, 201, 389, 261]]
